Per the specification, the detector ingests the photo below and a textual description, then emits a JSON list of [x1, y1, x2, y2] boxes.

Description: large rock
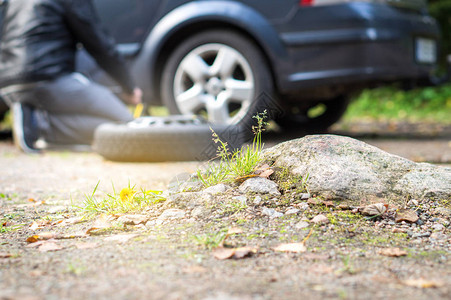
[[263, 135, 451, 202]]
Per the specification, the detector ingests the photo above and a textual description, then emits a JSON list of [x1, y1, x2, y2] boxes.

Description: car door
[[93, 0, 161, 45]]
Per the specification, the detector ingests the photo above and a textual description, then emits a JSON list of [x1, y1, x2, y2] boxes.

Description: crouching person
[[0, 0, 142, 152]]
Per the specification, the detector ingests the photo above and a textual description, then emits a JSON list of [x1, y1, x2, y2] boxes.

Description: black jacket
[[0, 0, 135, 93]]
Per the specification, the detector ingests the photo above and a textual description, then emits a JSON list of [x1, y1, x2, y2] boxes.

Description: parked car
[[1, 0, 443, 133]]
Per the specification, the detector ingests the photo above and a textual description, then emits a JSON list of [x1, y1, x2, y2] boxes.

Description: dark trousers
[[2, 73, 133, 145]]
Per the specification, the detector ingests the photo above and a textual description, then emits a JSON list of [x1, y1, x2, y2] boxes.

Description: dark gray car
[[3, 0, 444, 132]]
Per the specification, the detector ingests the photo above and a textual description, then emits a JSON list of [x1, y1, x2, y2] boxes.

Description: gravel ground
[[0, 125, 450, 300]]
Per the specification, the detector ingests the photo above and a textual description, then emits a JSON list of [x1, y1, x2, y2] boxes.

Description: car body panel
[[130, 0, 290, 102], [90, 0, 440, 104]]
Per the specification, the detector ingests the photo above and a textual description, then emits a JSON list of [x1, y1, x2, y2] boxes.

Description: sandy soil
[[0, 129, 450, 300]]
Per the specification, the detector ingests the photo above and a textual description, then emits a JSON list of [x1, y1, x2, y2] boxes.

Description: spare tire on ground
[[93, 116, 247, 162]]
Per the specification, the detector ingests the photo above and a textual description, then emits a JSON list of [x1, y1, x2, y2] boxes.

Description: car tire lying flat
[[93, 116, 246, 162]]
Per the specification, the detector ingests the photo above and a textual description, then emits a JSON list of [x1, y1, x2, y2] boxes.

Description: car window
[[93, 0, 160, 44]]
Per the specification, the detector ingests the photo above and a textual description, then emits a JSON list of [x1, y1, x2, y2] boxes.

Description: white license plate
[[415, 38, 436, 64]]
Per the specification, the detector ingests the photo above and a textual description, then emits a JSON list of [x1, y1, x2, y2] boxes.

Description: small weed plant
[[193, 230, 227, 249], [197, 111, 268, 187], [76, 182, 165, 217]]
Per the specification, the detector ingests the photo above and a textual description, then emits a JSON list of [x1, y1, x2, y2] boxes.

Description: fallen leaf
[[253, 164, 271, 175], [395, 209, 419, 223], [0, 252, 13, 258], [26, 232, 57, 243], [29, 221, 41, 231], [213, 247, 236, 260], [75, 242, 99, 249], [86, 214, 115, 234], [379, 248, 408, 257], [273, 242, 307, 253], [402, 278, 444, 288], [307, 198, 322, 205], [359, 203, 388, 216], [322, 200, 335, 207], [257, 169, 274, 179], [38, 241, 63, 252], [117, 214, 149, 225], [29, 220, 51, 231], [233, 247, 257, 259], [58, 217, 84, 226], [212, 246, 257, 260], [104, 234, 139, 244]]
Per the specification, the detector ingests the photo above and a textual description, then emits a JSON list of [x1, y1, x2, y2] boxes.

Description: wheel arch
[[131, 1, 287, 104]]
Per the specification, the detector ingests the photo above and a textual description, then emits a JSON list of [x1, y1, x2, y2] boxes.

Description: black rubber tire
[[161, 29, 275, 133], [277, 95, 350, 133], [93, 118, 246, 162]]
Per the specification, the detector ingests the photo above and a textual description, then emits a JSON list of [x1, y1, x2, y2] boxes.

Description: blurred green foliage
[[344, 1, 451, 124], [344, 83, 451, 123], [429, 0, 451, 64]]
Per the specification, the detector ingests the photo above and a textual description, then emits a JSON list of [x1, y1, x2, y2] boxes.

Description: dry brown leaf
[[273, 242, 307, 253], [402, 278, 444, 288], [117, 214, 149, 225], [233, 247, 257, 259], [86, 214, 114, 234], [253, 164, 270, 174], [104, 234, 139, 244], [379, 248, 408, 257], [395, 209, 419, 223], [29, 221, 41, 231], [58, 217, 84, 226], [307, 198, 322, 205], [212, 246, 257, 260], [213, 247, 236, 260], [258, 169, 274, 179], [38, 241, 63, 252], [29, 220, 51, 231], [75, 242, 99, 250], [26, 232, 57, 243], [359, 203, 388, 216], [322, 200, 335, 207], [0, 252, 13, 258]]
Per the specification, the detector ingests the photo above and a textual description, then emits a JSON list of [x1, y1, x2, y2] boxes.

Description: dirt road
[[0, 124, 450, 300]]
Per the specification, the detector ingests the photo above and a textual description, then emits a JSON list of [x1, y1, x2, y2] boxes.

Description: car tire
[[92, 116, 245, 162], [161, 30, 275, 135], [277, 95, 350, 133]]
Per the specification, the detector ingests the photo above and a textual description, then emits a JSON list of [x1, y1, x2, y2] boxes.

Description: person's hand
[[122, 87, 142, 105]]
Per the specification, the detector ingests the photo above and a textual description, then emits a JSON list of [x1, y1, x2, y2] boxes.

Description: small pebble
[[295, 221, 310, 229], [311, 214, 329, 224], [300, 193, 311, 200], [432, 223, 445, 231], [253, 196, 262, 206], [430, 232, 447, 241], [285, 208, 300, 215], [297, 202, 309, 211]]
